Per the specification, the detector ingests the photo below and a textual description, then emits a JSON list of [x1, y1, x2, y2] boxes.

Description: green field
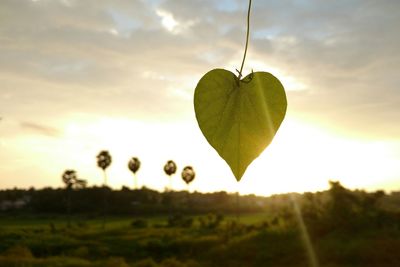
[[0, 214, 287, 267], [0, 213, 268, 229], [1, 212, 400, 267], [2, 182, 400, 266]]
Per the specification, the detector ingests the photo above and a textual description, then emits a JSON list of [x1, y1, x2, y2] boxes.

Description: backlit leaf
[[194, 69, 287, 181]]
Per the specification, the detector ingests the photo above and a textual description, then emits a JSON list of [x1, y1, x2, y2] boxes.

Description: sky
[[0, 0, 399, 195]]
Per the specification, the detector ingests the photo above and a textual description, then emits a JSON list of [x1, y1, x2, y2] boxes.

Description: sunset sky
[[1, 0, 399, 195]]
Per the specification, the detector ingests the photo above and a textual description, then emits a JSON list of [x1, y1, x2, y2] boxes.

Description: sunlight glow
[[156, 9, 179, 32], [227, 59, 308, 91], [2, 114, 398, 195], [155, 9, 196, 34], [291, 194, 319, 267], [61, 115, 400, 195], [239, 118, 399, 195]]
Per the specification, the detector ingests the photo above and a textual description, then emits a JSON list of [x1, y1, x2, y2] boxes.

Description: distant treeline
[[1, 182, 400, 218], [0, 186, 265, 215]]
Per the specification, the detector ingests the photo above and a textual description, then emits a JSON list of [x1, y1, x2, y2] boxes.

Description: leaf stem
[[238, 0, 252, 81]]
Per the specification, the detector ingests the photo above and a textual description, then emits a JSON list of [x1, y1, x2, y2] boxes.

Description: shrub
[[131, 219, 148, 228], [198, 214, 224, 229], [68, 246, 89, 258], [103, 257, 130, 267], [133, 258, 158, 267], [168, 215, 193, 228], [2, 245, 33, 259], [160, 258, 185, 267]]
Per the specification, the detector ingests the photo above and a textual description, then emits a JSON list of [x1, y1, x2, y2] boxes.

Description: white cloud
[[0, 0, 399, 138]]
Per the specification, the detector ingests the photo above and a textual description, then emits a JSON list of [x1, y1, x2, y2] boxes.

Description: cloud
[[0, 0, 399, 139], [1, 0, 400, 193], [246, 0, 400, 138], [19, 122, 61, 137]]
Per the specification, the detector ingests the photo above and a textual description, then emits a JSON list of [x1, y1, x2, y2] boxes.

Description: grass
[[1, 213, 400, 267], [0, 213, 268, 230], [0, 213, 287, 267]]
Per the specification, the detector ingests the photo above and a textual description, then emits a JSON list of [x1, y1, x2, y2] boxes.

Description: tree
[[164, 160, 177, 191], [128, 157, 141, 189], [62, 170, 87, 226], [182, 166, 196, 211], [181, 166, 195, 191], [74, 179, 87, 189], [62, 170, 76, 226], [96, 150, 112, 228], [62, 170, 77, 190], [97, 150, 112, 186]]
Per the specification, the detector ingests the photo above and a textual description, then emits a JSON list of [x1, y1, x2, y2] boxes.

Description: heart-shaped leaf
[[194, 69, 287, 181]]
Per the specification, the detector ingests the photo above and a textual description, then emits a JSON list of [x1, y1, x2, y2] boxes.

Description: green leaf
[[194, 69, 287, 181]]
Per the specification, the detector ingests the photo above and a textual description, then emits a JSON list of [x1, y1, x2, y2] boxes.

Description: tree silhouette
[[96, 150, 112, 229], [164, 160, 177, 191], [97, 150, 112, 185], [74, 179, 87, 189], [62, 170, 87, 226], [62, 170, 76, 227], [181, 166, 195, 191], [181, 166, 195, 215], [62, 170, 77, 189], [128, 157, 141, 189]]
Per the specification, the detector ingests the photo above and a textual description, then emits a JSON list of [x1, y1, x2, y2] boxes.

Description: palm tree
[[96, 150, 112, 229], [181, 166, 195, 214], [181, 166, 195, 191], [128, 157, 141, 189], [164, 160, 177, 191], [97, 150, 112, 186]]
